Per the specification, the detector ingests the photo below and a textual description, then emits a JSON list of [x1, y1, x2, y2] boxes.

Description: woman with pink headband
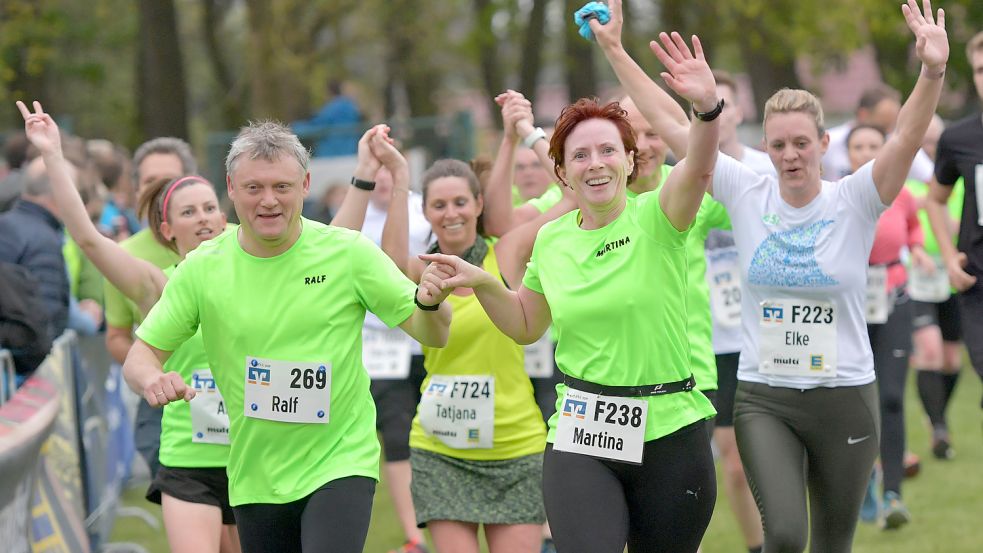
[[17, 99, 239, 553]]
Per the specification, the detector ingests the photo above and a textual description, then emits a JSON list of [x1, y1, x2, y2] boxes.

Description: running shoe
[[903, 451, 921, 478], [541, 538, 557, 553], [881, 491, 911, 530], [388, 539, 429, 553], [931, 429, 955, 460], [859, 468, 880, 523]]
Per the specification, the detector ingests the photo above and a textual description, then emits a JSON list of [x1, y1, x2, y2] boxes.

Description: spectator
[[0, 131, 30, 211], [0, 157, 72, 343], [0, 261, 53, 381], [292, 80, 363, 157]]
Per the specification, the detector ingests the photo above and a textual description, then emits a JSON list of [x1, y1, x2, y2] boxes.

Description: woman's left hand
[[902, 0, 948, 70], [649, 32, 717, 113]]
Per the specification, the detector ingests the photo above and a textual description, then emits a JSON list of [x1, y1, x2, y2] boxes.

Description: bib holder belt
[[562, 374, 696, 397]]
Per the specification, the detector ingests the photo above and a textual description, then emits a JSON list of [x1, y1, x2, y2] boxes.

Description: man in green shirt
[[124, 121, 451, 553], [104, 137, 196, 480]]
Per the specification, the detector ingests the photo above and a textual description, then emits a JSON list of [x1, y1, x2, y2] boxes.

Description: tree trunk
[[201, 0, 245, 128], [136, 0, 188, 140], [735, 14, 802, 121], [473, 0, 505, 124], [518, 0, 548, 105], [564, 0, 597, 102]]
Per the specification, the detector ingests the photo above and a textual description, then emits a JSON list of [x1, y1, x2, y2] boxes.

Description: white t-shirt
[[823, 121, 934, 182], [361, 194, 433, 350], [707, 146, 777, 355], [712, 154, 886, 388]]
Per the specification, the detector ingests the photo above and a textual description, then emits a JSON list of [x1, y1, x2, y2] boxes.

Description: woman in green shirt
[[17, 100, 240, 553], [419, 33, 721, 553], [379, 98, 576, 552]]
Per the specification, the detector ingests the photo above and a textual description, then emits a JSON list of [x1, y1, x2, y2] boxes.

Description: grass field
[[109, 369, 982, 553]]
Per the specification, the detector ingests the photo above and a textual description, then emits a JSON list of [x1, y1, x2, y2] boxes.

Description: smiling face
[[622, 99, 666, 181], [847, 127, 885, 173], [557, 118, 634, 212], [764, 111, 828, 199], [423, 176, 483, 254], [514, 148, 552, 201], [227, 155, 310, 255], [159, 182, 227, 257], [973, 50, 983, 104]]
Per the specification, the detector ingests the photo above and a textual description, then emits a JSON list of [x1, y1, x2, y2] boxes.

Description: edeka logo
[[426, 382, 447, 395], [247, 360, 271, 386], [595, 236, 631, 258], [810, 355, 824, 370], [192, 373, 217, 392], [468, 428, 480, 442], [762, 305, 784, 323], [713, 271, 732, 285], [562, 398, 587, 420], [304, 274, 326, 285]]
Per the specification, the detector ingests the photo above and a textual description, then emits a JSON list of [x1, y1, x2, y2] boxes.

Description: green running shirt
[[137, 219, 417, 505], [524, 192, 716, 442]]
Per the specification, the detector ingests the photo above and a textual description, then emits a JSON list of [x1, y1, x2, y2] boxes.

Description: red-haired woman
[[420, 34, 721, 552]]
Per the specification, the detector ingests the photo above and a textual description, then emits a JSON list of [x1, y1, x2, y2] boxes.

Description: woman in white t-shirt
[[713, 4, 947, 550], [590, 0, 948, 550]]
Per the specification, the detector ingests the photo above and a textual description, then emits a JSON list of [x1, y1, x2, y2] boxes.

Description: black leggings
[[867, 295, 913, 496], [735, 381, 879, 553], [542, 420, 715, 553], [233, 476, 375, 553]]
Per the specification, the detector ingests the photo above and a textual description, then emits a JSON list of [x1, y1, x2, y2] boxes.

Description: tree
[[136, 0, 188, 140]]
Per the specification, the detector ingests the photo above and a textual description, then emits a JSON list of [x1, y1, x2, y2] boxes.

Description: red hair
[[549, 98, 639, 185]]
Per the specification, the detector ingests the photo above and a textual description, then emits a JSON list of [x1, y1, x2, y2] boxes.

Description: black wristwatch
[[351, 176, 376, 191], [415, 295, 440, 311], [693, 98, 725, 122]]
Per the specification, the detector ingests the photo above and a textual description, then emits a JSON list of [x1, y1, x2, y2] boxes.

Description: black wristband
[[351, 176, 376, 191], [693, 98, 725, 122], [414, 295, 440, 311]]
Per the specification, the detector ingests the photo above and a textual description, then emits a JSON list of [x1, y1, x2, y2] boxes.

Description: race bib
[[908, 258, 950, 303], [523, 334, 554, 378], [865, 266, 890, 324], [758, 299, 837, 377], [554, 388, 647, 464], [189, 369, 230, 444], [362, 327, 412, 380], [707, 248, 742, 328], [243, 357, 330, 424], [417, 375, 494, 449]]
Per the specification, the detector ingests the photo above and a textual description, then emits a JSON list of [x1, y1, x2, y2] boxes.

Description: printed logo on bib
[[189, 369, 230, 444], [554, 388, 647, 464], [759, 299, 837, 377], [907, 258, 950, 303], [244, 357, 331, 424], [865, 266, 891, 324], [418, 375, 495, 449], [708, 247, 742, 328], [523, 334, 554, 378], [362, 327, 412, 380]]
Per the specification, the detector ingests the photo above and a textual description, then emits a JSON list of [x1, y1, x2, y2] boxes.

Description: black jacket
[[0, 199, 68, 340]]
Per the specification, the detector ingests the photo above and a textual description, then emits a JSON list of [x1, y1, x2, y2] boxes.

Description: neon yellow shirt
[[627, 165, 727, 392], [411, 242, 546, 460], [104, 228, 180, 327], [157, 265, 229, 469], [906, 177, 963, 256], [524, 192, 716, 442], [137, 219, 418, 505]]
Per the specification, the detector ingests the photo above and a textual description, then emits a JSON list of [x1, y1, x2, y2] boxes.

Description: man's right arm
[[926, 177, 976, 291]]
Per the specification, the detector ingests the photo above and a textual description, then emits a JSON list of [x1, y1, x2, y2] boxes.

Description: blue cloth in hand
[[573, 2, 611, 42]]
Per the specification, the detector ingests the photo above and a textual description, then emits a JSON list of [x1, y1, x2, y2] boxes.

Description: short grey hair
[[22, 171, 52, 197], [225, 120, 310, 177], [132, 137, 197, 182]]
